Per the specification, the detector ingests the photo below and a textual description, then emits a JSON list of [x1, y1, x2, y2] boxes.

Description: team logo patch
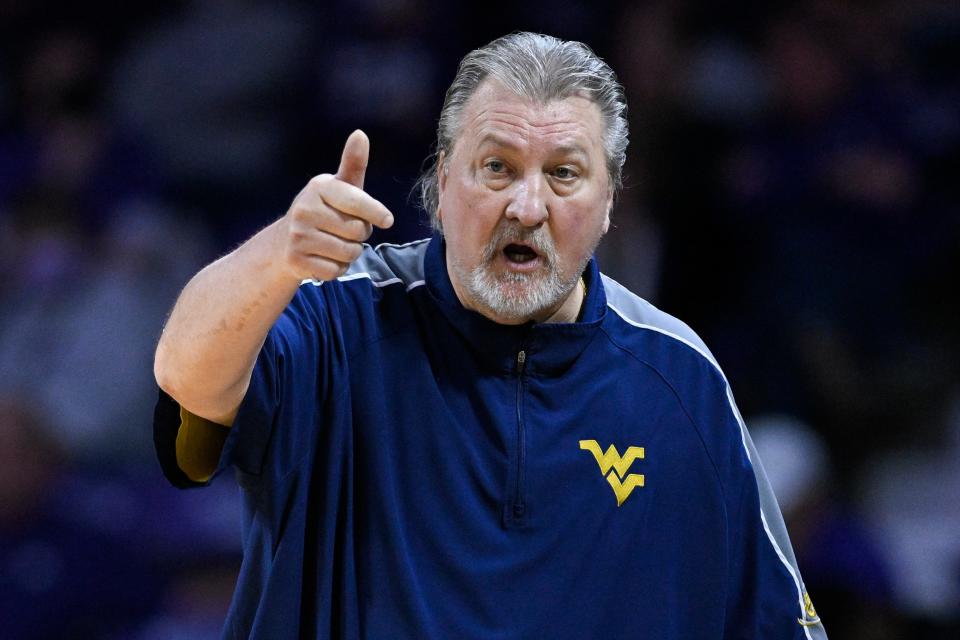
[[579, 440, 645, 506], [798, 590, 821, 626]]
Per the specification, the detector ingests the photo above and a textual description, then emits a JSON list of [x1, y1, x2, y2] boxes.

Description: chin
[[451, 254, 575, 324], [473, 276, 566, 324]]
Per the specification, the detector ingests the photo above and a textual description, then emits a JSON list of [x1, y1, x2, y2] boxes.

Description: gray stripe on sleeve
[[601, 272, 828, 638], [304, 238, 429, 289], [601, 274, 718, 366]]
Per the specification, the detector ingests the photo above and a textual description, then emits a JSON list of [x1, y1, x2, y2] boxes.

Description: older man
[[154, 33, 826, 639]]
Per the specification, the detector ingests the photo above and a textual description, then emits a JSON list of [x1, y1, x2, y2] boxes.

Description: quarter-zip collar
[[423, 233, 607, 376]]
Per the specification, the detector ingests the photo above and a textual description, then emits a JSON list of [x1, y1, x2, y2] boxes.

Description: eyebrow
[[477, 133, 520, 151], [477, 134, 591, 160]]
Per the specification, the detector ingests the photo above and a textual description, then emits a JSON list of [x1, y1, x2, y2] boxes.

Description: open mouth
[[503, 243, 539, 264]]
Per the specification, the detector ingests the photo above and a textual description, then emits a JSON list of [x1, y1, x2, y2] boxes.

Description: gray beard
[[452, 223, 590, 323]]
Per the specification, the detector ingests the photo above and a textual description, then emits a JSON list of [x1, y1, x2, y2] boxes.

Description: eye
[[484, 159, 507, 174], [552, 165, 579, 180]]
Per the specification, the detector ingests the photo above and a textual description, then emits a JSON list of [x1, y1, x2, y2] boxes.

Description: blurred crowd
[[0, 1, 957, 638]]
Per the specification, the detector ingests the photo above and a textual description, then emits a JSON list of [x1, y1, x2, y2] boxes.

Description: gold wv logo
[[579, 440, 645, 506]]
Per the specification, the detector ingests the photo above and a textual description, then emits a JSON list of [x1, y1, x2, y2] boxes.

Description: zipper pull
[[517, 350, 526, 374]]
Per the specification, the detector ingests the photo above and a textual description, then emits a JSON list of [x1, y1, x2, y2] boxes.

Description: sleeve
[[722, 402, 828, 640], [152, 284, 336, 489], [175, 405, 230, 483], [154, 386, 206, 489]]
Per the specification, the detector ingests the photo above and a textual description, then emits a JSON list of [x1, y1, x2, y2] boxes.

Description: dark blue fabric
[[155, 235, 810, 639]]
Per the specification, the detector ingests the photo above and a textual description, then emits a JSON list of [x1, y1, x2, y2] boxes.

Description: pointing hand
[[277, 130, 394, 282]]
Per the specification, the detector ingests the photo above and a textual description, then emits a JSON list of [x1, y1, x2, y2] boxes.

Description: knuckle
[[288, 226, 309, 245], [289, 205, 311, 224], [346, 219, 368, 241], [332, 239, 355, 263], [348, 243, 364, 262], [309, 173, 333, 188], [310, 262, 337, 282]]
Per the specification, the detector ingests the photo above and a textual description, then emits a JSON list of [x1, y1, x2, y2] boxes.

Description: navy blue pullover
[[154, 235, 826, 639]]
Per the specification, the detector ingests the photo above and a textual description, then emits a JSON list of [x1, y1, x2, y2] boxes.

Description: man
[[153, 32, 827, 639]]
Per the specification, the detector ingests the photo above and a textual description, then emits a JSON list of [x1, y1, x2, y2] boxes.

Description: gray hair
[[417, 32, 629, 229]]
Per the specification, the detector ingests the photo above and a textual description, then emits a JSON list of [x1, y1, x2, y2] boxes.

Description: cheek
[[456, 188, 503, 233], [553, 203, 606, 245], [443, 186, 501, 259]]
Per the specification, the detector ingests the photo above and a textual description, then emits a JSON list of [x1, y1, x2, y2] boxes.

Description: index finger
[[335, 130, 369, 189], [316, 177, 394, 229]]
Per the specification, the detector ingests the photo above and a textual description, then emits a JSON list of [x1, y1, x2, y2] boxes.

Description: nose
[[504, 173, 549, 227]]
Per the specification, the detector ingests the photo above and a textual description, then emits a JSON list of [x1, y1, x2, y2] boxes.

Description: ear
[[437, 150, 448, 192], [435, 150, 447, 226], [602, 194, 613, 234]]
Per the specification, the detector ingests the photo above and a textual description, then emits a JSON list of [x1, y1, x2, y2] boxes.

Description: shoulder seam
[[606, 302, 721, 372]]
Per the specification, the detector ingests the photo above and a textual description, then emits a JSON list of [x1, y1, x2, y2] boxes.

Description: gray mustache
[[483, 224, 556, 264]]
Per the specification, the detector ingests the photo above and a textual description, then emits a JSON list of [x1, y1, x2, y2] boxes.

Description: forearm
[[154, 220, 299, 425], [154, 130, 391, 425]]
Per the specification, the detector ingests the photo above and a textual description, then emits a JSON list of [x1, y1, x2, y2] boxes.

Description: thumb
[[335, 129, 369, 189]]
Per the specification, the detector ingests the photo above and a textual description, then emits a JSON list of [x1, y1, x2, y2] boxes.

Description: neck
[[541, 277, 586, 324]]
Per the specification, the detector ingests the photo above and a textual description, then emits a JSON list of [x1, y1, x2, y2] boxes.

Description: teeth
[[505, 247, 536, 263]]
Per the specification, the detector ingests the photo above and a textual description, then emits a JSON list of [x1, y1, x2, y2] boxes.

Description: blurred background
[[0, 0, 957, 637]]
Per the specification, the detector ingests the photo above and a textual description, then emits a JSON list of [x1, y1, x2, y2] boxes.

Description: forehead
[[455, 80, 605, 155]]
